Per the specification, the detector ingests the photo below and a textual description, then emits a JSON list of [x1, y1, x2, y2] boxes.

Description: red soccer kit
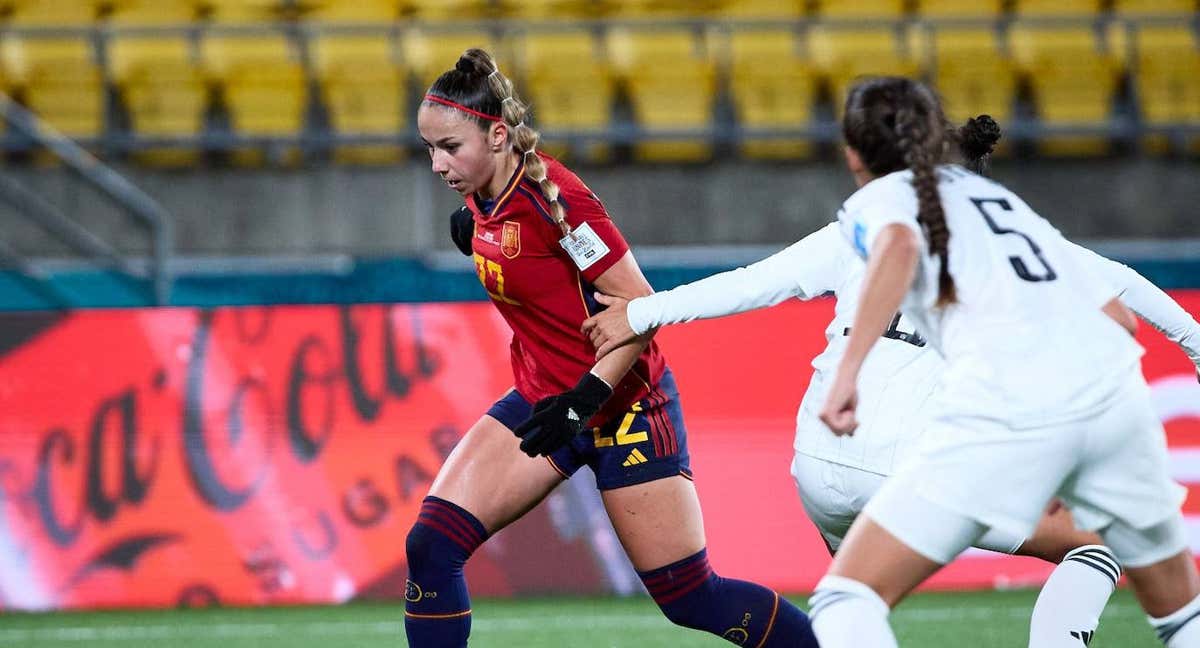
[[466, 153, 666, 425]]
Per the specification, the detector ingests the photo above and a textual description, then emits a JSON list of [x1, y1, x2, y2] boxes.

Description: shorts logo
[[501, 221, 521, 259], [405, 579, 423, 603]]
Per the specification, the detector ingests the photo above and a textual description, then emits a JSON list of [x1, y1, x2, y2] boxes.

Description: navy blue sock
[[404, 496, 489, 648], [638, 548, 818, 647]]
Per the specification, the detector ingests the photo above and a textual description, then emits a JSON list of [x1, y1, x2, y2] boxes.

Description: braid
[[476, 51, 571, 238], [894, 93, 957, 307]]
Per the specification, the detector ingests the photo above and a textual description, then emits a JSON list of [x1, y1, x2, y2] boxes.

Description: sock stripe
[[808, 591, 852, 620], [423, 500, 486, 547], [651, 566, 715, 605], [415, 517, 475, 554], [417, 509, 478, 550], [1158, 608, 1200, 643], [1066, 554, 1120, 587], [641, 557, 710, 589], [1071, 547, 1121, 574], [404, 609, 473, 620], [752, 591, 781, 648]]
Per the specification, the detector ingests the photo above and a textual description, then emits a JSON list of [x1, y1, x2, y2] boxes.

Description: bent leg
[[994, 505, 1119, 648], [603, 475, 818, 647], [405, 414, 564, 648]]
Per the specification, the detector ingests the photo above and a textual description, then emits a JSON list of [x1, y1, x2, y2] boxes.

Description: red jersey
[[467, 153, 667, 424]]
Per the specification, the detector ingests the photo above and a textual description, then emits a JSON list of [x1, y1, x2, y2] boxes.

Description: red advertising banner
[[0, 294, 1197, 610]]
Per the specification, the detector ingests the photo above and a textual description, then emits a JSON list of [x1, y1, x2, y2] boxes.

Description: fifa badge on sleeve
[[559, 222, 610, 271]]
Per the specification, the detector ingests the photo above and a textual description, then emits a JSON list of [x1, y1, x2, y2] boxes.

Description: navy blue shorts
[[487, 368, 692, 490]]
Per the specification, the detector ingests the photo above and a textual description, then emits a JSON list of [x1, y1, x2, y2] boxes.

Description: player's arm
[[512, 251, 656, 457], [1068, 241, 1200, 377], [583, 224, 842, 359], [820, 223, 920, 435]]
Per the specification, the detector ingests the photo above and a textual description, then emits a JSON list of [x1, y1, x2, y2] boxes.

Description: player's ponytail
[[425, 49, 571, 238], [843, 77, 957, 307]]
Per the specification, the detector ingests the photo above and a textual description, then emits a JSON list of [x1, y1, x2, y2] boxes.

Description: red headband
[[424, 95, 502, 123]]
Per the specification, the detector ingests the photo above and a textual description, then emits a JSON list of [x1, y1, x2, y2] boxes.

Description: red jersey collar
[[469, 156, 526, 220]]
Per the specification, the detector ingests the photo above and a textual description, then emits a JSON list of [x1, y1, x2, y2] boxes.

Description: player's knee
[[405, 498, 489, 573], [405, 522, 442, 571], [652, 580, 718, 629]]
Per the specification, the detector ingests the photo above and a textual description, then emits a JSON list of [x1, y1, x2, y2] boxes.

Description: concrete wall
[[1, 157, 1197, 257]]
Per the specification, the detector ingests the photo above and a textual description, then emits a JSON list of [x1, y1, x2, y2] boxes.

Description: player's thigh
[[1112, 515, 1199, 617], [428, 414, 564, 533], [792, 452, 886, 553], [600, 475, 706, 571], [1003, 503, 1102, 563], [828, 515, 945, 607], [1064, 388, 1186, 537]]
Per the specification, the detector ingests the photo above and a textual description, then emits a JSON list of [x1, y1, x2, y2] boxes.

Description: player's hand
[[582, 293, 637, 360], [820, 373, 859, 436], [512, 373, 613, 457], [450, 205, 474, 256]]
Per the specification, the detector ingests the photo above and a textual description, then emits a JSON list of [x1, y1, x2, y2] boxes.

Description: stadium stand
[[0, 1, 1197, 164]]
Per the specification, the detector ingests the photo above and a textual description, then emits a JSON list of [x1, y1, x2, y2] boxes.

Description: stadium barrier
[[0, 294, 1197, 610]]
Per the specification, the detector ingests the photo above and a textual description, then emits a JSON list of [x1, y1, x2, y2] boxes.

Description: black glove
[[513, 373, 613, 457], [450, 205, 474, 256]]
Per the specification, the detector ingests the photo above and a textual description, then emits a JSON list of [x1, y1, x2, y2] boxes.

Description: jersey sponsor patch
[[501, 221, 521, 259], [559, 222, 610, 271]]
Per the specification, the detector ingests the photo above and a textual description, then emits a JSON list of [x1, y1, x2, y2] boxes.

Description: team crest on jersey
[[501, 221, 521, 259]]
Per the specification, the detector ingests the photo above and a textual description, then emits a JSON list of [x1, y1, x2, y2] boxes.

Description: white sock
[[1151, 592, 1200, 647], [809, 575, 898, 648], [1029, 544, 1120, 647]]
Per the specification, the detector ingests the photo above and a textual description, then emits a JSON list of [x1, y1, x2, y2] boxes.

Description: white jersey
[[839, 165, 1144, 427], [628, 195, 1200, 474]]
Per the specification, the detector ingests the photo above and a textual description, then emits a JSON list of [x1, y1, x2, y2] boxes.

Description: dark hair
[[424, 48, 570, 237], [842, 77, 999, 308], [952, 114, 1001, 176]]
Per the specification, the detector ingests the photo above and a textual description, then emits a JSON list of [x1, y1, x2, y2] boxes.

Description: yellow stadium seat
[[202, 32, 306, 165], [727, 28, 816, 159], [401, 0, 490, 20], [497, 0, 598, 18], [602, 0, 721, 17], [914, 0, 1005, 17], [303, 0, 396, 20], [608, 27, 716, 162], [1124, 25, 1200, 151], [1112, 0, 1196, 14], [205, 0, 280, 22], [913, 27, 1017, 129], [1010, 25, 1119, 155], [1012, 0, 1099, 15], [311, 30, 405, 164], [108, 8, 205, 166], [711, 0, 803, 18], [1, 8, 104, 142], [808, 26, 919, 114], [815, 0, 906, 18], [6, 0, 98, 23], [514, 30, 614, 162], [402, 28, 499, 91]]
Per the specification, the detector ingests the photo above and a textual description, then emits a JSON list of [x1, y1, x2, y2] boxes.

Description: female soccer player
[[802, 76, 1199, 647], [581, 116, 1200, 647], [404, 48, 818, 648]]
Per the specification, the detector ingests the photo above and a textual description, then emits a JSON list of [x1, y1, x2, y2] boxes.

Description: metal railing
[[0, 93, 174, 305]]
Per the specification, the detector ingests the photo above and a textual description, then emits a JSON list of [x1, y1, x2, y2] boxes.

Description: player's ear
[[843, 146, 865, 174], [488, 122, 509, 153]]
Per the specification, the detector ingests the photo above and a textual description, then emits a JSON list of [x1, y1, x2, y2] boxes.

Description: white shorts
[[791, 452, 1023, 555], [864, 371, 1187, 565]]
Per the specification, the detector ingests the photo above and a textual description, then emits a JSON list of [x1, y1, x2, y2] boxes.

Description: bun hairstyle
[[954, 114, 1002, 175], [425, 49, 571, 238]]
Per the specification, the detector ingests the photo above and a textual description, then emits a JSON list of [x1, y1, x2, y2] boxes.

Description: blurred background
[[0, 0, 1197, 643]]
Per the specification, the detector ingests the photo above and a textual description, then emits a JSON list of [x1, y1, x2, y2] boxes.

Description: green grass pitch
[[0, 589, 1159, 647]]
